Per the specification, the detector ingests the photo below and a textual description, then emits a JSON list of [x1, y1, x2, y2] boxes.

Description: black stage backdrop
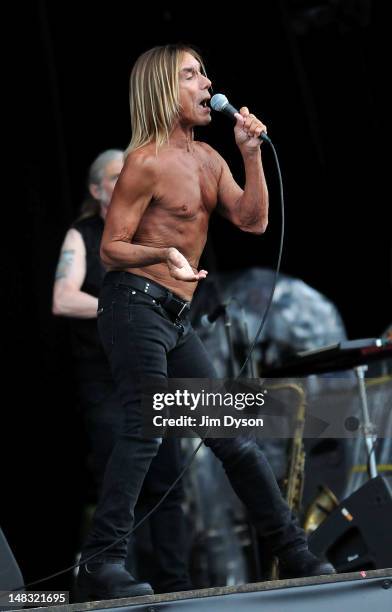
[[3, 0, 390, 594]]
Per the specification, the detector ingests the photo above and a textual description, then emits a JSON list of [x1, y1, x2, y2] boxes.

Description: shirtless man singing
[[76, 44, 334, 603]]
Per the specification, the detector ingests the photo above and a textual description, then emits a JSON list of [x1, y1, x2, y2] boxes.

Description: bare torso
[[129, 141, 221, 300]]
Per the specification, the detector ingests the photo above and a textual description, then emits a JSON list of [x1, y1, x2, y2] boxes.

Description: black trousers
[[80, 273, 307, 567], [78, 379, 191, 591]]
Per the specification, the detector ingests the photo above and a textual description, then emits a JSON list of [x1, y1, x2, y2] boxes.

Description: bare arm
[[52, 229, 98, 318], [216, 108, 269, 234], [101, 152, 207, 281], [100, 153, 170, 269]]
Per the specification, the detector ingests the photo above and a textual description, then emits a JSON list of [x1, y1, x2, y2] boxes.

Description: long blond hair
[[126, 44, 205, 155]]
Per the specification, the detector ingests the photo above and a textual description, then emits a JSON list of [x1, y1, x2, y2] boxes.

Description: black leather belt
[[105, 271, 191, 320]]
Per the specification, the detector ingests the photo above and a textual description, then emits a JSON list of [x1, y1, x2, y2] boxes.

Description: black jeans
[[80, 272, 307, 565], [78, 379, 191, 591]]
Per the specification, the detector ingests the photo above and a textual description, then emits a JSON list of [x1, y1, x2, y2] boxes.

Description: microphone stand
[[355, 365, 378, 479]]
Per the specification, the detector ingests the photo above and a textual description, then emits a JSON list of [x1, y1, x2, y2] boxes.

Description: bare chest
[[152, 148, 220, 219]]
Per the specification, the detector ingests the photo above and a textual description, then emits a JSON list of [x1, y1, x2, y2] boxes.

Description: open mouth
[[199, 97, 210, 110]]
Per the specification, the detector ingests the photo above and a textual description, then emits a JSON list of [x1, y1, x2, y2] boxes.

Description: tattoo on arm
[[55, 249, 75, 280]]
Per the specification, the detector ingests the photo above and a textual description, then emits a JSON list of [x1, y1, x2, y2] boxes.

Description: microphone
[[200, 303, 227, 330], [210, 93, 270, 143]]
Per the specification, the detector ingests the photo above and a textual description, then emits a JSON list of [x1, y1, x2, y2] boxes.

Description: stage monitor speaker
[[0, 528, 24, 610], [309, 475, 392, 572]]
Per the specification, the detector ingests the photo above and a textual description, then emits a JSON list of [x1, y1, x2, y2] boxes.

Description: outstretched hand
[[234, 107, 267, 152], [166, 247, 208, 282]]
